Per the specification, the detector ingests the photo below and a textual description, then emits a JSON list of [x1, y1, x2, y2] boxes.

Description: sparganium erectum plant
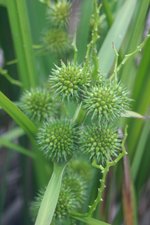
[[0, 0, 149, 224], [18, 0, 146, 225]]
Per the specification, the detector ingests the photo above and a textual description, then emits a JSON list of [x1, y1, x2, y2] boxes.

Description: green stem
[[88, 164, 109, 216], [117, 34, 150, 73], [89, 127, 128, 216], [0, 67, 22, 87], [85, 0, 100, 62]]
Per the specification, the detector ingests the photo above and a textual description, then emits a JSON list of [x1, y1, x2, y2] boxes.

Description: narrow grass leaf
[[131, 120, 150, 181], [77, 0, 93, 63], [122, 110, 146, 119], [98, 0, 137, 76], [0, 138, 36, 158], [0, 91, 37, 138], [1, 127, 24, 140], [72, 213, 110, 225], [122, 156, 138, 225], [35, 163, 66, 225], [0, 0, 6, 6], [4, 0, 38, 89]]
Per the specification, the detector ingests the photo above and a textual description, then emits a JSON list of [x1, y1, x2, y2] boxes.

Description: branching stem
[[88, 127, 128, 216]]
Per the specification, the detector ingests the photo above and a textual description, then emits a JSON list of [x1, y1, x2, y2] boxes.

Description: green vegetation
[[0, 0, 150, 225]]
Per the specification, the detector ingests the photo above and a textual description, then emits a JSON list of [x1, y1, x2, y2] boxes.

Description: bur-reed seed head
[[63, 174, 86, 208], [54, 187, 75, 220], [80, 125, 122, 165], [54, 173, 87, 222], [83, 80, 130, 122], [49, 62, 90, 100], [20, 88, 53, 122], [43, 29, 70, 54], [37, 120, 78, 163], [47, 0, 71, 27]]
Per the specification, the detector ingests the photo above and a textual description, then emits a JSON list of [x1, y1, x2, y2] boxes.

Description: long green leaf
[[0, 92, 49, 187], [120, 0, 149, 89], [72, 213, 110, 225], [131, 120, 150, 181], [0, 127, 24, 140], [0, 0, 6, 6], [0, 91, 37, 138], [0, 138, 36, 158], [35, 163, 66, 225], [77, 0, 93, 63], [4, 0, 38, 89], [122, 156, 138, 225], [98, 0, 137, 75]]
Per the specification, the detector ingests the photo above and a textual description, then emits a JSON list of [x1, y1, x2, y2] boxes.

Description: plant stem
[[88, 164, 109, 216], [89, 127, 128, 216]]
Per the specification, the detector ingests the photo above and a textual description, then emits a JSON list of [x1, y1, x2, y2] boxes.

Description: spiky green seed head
[[83, 80, 130, 122], [47, 0, 71, 27], [43, 29, 70, 54], [20, 88, 53, 122], [68, 159, 93, 182], [54, 186, 76, 220], [54, 173, 87, 222], [49, 62, 90, 100], [80, 125, 122, 165], [37, 120, 78, 163], [30, 188, 45, 222], [63, 174, 87, 208]]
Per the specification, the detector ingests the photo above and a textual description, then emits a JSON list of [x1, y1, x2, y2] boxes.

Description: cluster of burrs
[[41, 0, 72, 54], [19, 1, 131, 223]]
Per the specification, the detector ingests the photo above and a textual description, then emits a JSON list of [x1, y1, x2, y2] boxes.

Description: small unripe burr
[[37, 120, 78, 163], [80, 125, 122, 165]]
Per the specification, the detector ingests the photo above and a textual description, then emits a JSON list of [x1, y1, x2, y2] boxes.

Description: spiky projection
[[47, 0, 71, 27], [49, 62, 90, 100], [43, 29, 70, 54], [20, 88, 53, 122], [83, 80, 130, 122], [80, 125, 122, 165], [37, 120, 78, 163]]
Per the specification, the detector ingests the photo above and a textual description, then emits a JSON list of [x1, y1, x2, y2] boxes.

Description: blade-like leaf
[[122, 156, 138, 225], [0, 0, 6, 6], [0, 91, 37, 138], [98, 0, 137, 76], [122, 110, 147, 119], [131, 120, 150, 181], [0, 138, 36, 158], [72, 213, 110, 225], [4, 0, 38, 89], [35, 163, 66, 225], [77, 0, 93, 63], [1, 127, 24, 140]]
